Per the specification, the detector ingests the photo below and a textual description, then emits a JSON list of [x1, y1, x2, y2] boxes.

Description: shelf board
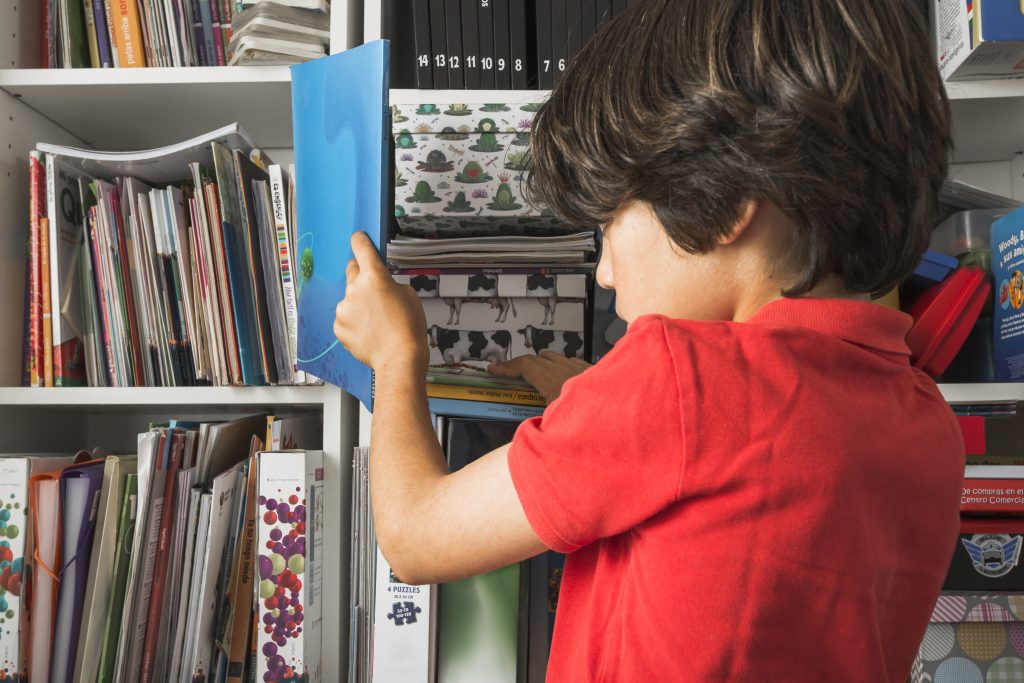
[[389, 89, 550, 105], [945, 80, 1024, 101], [0, 66, 293, 149], [0, 385, 330, 408], [939, 383, 1024, 404]]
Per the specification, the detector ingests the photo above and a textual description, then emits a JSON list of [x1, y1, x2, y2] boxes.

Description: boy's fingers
[[488, 357, 526, 378], [345, 257, 359, 283], [350, 232, 385, 274]]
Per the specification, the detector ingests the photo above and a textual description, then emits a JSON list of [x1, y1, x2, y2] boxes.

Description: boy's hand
[[333, 232, 428, 374], [489, 352, 592, 403]]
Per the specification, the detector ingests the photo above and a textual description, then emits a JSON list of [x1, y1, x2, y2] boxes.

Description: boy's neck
[[732, 275, 871, 323]]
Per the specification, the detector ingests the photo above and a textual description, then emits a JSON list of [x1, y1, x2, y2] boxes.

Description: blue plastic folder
[[291, 40, 391, 410]]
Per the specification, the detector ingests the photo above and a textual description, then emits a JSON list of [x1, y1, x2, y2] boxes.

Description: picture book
[[291, 40, 390, 410], [992, 207, 1024, 379]]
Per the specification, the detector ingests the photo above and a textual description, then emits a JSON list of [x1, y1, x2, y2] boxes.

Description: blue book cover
[[992, 206, 1024, 380], [291, 41, 390, 409], [979, 1, 1024, 42], [428, 397, 543, 421]]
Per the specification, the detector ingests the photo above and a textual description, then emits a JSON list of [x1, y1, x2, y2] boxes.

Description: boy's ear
[[717, 199, 759, 246]]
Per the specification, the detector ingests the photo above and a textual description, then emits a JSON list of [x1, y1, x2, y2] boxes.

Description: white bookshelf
[[0, 1, 363, 680]]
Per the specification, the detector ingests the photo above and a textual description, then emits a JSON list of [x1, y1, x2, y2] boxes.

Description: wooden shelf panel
[[0, 67, 293, 149]]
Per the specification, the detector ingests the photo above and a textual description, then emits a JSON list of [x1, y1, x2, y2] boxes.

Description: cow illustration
[[526, 274, 559, 324], [467, 274, 499, 297], [428, 325, 513, 364], [442, 297, 517, 324], [410, 274, 440, 297], [517, 325, 584, 359]]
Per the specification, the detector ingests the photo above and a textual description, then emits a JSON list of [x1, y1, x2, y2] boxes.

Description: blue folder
[[291, 40, 391, 410]]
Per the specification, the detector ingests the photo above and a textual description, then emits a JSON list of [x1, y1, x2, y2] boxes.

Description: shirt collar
[[747, 297, 912, 357]]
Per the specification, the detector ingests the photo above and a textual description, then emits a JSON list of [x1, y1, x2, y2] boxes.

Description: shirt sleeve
[[507, 315, 688, 552]]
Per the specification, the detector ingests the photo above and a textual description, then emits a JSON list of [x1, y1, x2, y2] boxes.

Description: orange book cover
[[112, 0, 147, 67], [40, 218, 53, 388]]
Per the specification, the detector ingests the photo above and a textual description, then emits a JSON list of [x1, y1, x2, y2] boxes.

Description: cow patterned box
[[393, 272, 587, 367]]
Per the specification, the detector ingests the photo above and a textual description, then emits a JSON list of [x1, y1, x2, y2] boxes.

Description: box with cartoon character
[[912, 593, 1024, 683], [392, 102, 581, 238], [393, 270, 590, 387], [945, 519, 1024, 591]]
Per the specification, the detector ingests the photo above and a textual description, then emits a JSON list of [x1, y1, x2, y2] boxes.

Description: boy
[[332, 0, 965, 680]]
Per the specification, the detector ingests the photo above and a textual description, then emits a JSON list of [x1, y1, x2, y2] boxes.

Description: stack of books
[[22, 124, 315, 388], [42, 0, 331, 67], [228, 0, 330, 65], [0, 412, 323, 683], [386, 0, 637, 89]]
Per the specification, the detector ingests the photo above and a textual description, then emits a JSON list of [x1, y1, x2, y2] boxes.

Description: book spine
[[492, 0, 511, 88], [478, 0, 495, 89], [93, 0, 113, 66], [509, 0, 529, 89], [429, 0, 449, 87], [461, 0, 480, 89], [138, 431, 184, 683], [198, 0, 216, 66], [205, 182, 243, 384], [20, 249, 30, 387], [445, 0, 465, 88], [102, 0, 120, 66], [566, 0, 581, 65], [427, 396, 544, 419], [268, 166, 305, 385], [88, 208, 117, 386], [40, 218, 54, 388], [112, 0, 147, 66], [426, 382, 546, 406], [209, 0, 226, 65], [595, 0, 612, 31], [42, 0, 51, 68], [29, 155, 43, 388], [579, 0, 595, 52], [411, 1, 434, 88], [67, 0, 93, 67], [221, 0, 233, 56], [44, 154, 75, 386], [551, 0, 567, 84], [84, 0, 102, 67], [111, 187, 146, 385]]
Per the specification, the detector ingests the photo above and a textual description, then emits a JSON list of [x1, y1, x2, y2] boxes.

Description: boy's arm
[[336, 233, 548, 585], [372, 359, 547, 585]]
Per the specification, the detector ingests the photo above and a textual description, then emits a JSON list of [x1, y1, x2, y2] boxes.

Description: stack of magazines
[[23, 123, 318, 388], [228, 0, 330, 65], [0, 414, 323, 683]]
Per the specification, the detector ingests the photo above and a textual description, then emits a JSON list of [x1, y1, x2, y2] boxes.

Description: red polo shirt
[[508, 298, 964, 682]]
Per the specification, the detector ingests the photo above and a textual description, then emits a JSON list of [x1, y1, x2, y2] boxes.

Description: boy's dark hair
[[526, 0, 952, 297]]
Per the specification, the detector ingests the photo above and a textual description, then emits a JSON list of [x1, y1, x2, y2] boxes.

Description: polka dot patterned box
[[392, 103, 581, 239], [256, 451, 324, 683], [912, 594, 1024, 683]]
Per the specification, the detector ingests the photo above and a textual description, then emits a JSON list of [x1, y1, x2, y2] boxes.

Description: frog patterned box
[[392, 102, 580, 238]]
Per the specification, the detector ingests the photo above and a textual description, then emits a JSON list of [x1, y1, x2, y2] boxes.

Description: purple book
[[93, 0, 113, 67]]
